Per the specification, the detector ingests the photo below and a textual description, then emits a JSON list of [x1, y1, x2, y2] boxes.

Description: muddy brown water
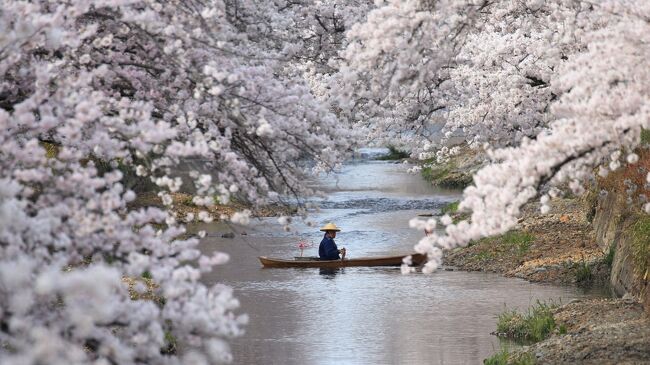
[[196, 156, 606, 364]]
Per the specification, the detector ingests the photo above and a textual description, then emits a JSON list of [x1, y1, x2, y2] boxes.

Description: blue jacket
[[319, 234, 340, 260]]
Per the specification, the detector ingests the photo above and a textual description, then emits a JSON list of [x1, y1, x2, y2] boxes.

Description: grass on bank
[[462, 230, 536, 266], [484, 347, 536, 365], [441, 201, 460, 215], [440, 200, 472, 224], [631, 216, 650, 280], [483, 301, 567, 365], [422, 162, 451, 182], [421, 163, 473, 188], [573, 260, 593, 284], [475, 230, 534, 256], [500, 231, 534, 255], [641, 128, 650, 145], [496, 301, 559, 342], [486, 301, 562, 364], [475, 251, 494, 261]]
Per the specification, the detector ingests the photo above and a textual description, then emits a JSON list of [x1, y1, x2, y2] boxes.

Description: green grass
[[496, 301, 558, 342], [484, 347, 509, 365], [468, 230, 535, 262], [484, 348, 536, 365], [604, 244, 616, 268], [631, 216, 650, 280], [476, 251, 494, 261], [441, 200, 471, 223], [376, 146, 410, 160], [574, 260, 593, 284], [421, 163, 451, 182], [641, 128, 650, 144], [441, 201, 460, 215], [181, 195, 194, 206], [500, 231, 534, 255], [421, 160, 473, 188], [485, 231, 535, 255], [161, 330, 177, 354]]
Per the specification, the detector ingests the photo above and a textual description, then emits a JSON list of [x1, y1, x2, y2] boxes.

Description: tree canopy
[[335, 0, 650, 273], [1, 0, 648, 363]]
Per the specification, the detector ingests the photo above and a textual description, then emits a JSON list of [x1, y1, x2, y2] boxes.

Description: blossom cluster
[[333, 0, 650, 271], [0, 1, 359, 363]]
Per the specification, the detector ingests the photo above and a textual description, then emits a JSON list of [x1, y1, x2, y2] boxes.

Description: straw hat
[[319, 222, 341, 232]]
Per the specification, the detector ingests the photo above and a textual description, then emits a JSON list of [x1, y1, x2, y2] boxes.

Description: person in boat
[[318, 223, 346, 260]]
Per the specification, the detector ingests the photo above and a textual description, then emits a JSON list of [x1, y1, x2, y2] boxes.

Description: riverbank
[[420, 145, 481, 188], [129, 191, 292, 222], [436, 147, 650, 363], [445, 196, 650, 364], [445, 197, 608, 285], [521, 297, 649, 364]]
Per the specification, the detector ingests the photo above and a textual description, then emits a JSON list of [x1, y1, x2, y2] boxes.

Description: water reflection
[[196, 161, 607, 365], [319, 268, 343, 278]]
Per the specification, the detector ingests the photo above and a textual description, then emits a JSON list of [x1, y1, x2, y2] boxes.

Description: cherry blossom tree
[[335, 0, 602, 151], [334, 0, 650, 272], [0, 1, 361, 363]]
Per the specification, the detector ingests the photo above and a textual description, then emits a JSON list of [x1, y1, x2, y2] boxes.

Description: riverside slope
[[444, 196, 650, 364]]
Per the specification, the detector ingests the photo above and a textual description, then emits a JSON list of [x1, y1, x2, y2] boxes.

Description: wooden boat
[[258, 253, 427, 268]]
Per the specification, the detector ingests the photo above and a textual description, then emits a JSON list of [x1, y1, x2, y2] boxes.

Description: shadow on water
[[319, 267, 343, 278]]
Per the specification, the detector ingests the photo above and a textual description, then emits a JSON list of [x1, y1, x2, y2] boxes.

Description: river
[[196, 154, 604, 364]]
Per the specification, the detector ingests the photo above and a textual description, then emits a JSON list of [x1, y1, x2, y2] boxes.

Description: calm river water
[[197, 155, 605, 364]]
